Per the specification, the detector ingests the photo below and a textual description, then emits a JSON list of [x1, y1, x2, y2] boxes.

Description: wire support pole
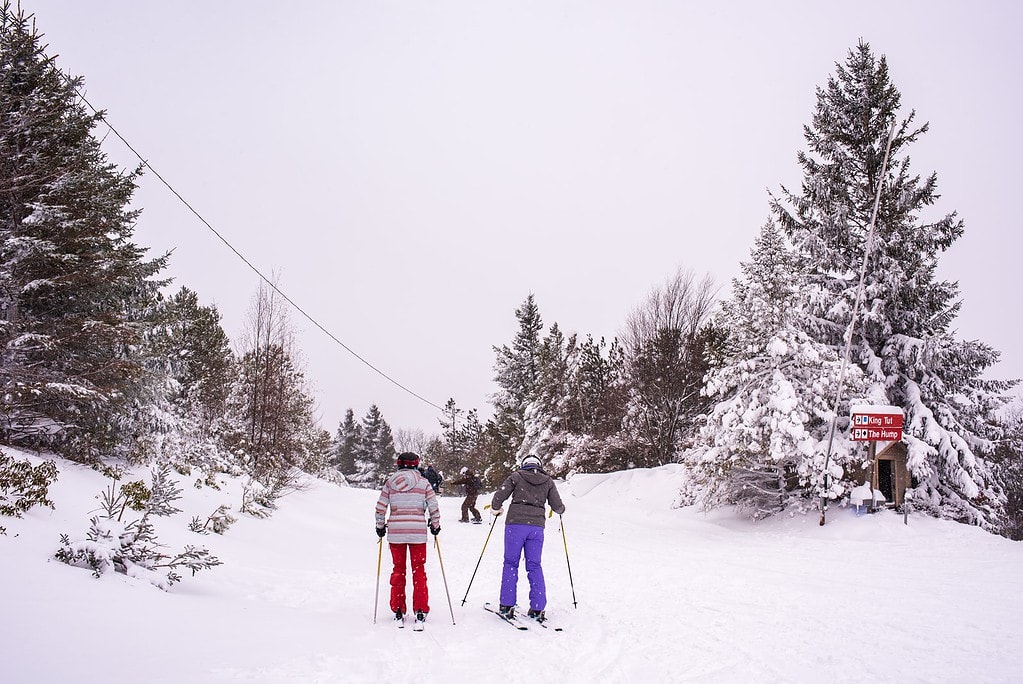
[[819, 119, 897, 526]]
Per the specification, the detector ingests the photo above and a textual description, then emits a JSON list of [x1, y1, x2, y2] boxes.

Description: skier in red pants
[[375, 452, 441, 627]]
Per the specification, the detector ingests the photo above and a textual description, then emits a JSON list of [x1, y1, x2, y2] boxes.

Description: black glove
[[376, 526, 386, 538], [429, 524, 441, 536]]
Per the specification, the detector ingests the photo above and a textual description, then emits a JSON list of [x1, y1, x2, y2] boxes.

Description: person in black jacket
[[449, 466, 482, 523], [490, 454, 565, 621], [419, 463, 443, 494]]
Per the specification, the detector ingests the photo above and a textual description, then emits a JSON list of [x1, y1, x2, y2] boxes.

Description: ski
[[412, 612, 426, 632], [394, 615, 405, 629], [528, 615, 563, 632], [483, 602, 528, 630]]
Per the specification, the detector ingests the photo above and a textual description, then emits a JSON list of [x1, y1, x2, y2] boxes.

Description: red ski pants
[[389, 543, 429, 614]]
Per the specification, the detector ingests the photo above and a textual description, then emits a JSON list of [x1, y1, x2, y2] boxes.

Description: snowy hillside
[[2, 447, 1021, 683]]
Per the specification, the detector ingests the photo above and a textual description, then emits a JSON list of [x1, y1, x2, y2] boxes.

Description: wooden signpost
[[849, 405, 906, 517]]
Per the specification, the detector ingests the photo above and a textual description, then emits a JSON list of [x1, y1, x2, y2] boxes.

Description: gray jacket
[[491, 468, 565, 527]]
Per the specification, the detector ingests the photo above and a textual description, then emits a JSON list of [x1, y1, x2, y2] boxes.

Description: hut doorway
[[877, 459, 894, 503]]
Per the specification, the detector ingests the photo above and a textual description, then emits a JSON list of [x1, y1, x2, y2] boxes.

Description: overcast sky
[[23, 1, 1023, 436]]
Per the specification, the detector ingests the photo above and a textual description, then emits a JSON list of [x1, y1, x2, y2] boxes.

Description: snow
[[2, 448, 1022, 683], [849, 404, 904, 415], [848, 483, 885, 508]]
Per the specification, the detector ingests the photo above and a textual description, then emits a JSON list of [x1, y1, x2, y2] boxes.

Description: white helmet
[[521, 455, 542, 470]]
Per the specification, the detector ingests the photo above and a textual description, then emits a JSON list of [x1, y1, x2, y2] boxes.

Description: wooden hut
[[851, 441, 910, 508]]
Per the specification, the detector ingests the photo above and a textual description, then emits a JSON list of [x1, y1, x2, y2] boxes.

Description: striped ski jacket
[[375, 468, 440, 544]]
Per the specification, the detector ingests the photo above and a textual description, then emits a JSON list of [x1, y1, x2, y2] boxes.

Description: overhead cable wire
[[65, 76, 446, 414]]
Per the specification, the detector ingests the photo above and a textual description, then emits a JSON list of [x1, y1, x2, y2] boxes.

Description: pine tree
[[692, 221, 869, 518], [349, 404, 394, 488], [330, 408, 362, 480], [0, 6, 166, 457], [125, 287, 236, 472], [491, 294, 544, 465], [621, 270, 717, 467], [770, 41, 1016, 526], [439, 398, 468, 459], [536, 333, 632, 475], [436, 401, 500, 483], [165, 287, 232, 427], [520, 322, 569, 463]]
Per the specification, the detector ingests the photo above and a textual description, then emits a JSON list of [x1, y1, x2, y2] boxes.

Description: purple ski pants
[[500, 523, 546, 611]]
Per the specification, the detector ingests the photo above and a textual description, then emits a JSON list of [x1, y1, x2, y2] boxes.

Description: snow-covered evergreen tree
[[164, 287, 233, 429], [994, 398, 1023, 539], [568, 335, 628, 439], [0, 7, 166, 458], [491, 294, 544, 465], [329, 408, 362, 481], [519, 323, 569, 464], [123, 287, 237, 472], [531, 332, 632, 475], [691, 221, 870, 518], [770, 41, 1016, 526], [348, 404, 394, 488]]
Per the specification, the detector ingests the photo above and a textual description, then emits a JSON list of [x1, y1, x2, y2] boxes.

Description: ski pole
[[434, 535, 456, 625], [373, 536, 383, 623], [560, 515, 578, 608], [460, 512, 499, 606]]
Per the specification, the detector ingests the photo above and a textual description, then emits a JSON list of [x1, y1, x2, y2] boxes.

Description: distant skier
[[490, 454, 565, 622], [375, 451, 440, 627], [449, 466, 483, 523], [422, 463, 443, 494]]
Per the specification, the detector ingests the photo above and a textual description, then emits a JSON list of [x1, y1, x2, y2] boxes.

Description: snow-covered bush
[[240, 479, 276, 518], [190, 505, 236, 535], [240, 468, 308, 518], [55, 463, 221, 590]]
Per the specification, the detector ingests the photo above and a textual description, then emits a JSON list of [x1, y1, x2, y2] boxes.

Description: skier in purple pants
[[490, 454, 565, 622]]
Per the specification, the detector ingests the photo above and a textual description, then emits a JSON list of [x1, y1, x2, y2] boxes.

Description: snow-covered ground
[[2, 447, 1021, 683]]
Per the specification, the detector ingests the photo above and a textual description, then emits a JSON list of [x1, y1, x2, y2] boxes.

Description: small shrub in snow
[[190, 505, 236, 535], [1, 451, 58, 518], [240, 480, 276, 518], [95, 463, 128, 482], [193, 471, 223, 491], [55, 463, 221, 590], [97, 479, 151, 522]]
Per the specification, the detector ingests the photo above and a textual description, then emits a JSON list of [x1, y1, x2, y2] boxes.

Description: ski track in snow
[[3, 453, 1022, 683]]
